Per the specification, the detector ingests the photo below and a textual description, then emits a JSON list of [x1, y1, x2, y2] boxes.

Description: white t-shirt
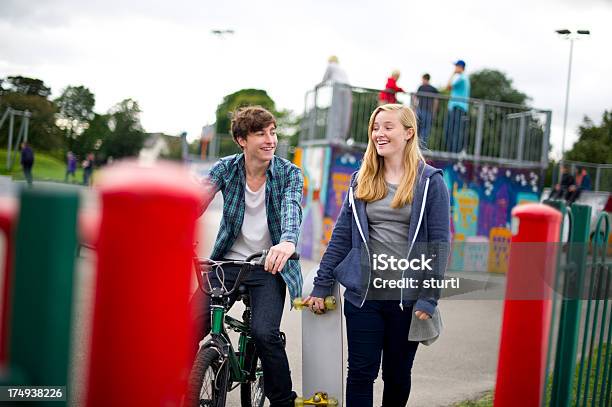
[[225, 182, 273, 260]]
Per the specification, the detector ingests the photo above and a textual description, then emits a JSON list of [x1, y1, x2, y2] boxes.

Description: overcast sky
[[1, 0, 610, 158]]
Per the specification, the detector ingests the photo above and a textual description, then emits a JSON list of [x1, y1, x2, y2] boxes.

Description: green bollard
[[5, 187, 78, 402]]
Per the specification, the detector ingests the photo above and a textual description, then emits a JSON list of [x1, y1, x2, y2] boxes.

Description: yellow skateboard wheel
[[324, 296, 337, 310], [293, 298, 306, 310], [328, 397, 339, 406]]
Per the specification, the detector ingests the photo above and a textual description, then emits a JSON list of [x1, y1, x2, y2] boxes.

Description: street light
[[555, 29, 590, 162]]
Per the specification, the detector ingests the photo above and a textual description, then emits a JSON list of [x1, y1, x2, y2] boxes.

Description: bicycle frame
[[193, 250, 298, 388], [205, 269, 257, 385]]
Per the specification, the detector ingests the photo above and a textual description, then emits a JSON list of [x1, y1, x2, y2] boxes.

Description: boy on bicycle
[[191, 105, 303, 407]]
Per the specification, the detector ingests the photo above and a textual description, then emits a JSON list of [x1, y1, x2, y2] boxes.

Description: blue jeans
[[344, 300, 419, 407], [189, 264, 296, 407], [444, 107, 468, 153], [417, 109, 433, 148]]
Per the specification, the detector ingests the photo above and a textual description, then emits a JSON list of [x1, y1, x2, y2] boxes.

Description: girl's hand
[[303, 295, 326, 314], [415, 310, 431, 320]]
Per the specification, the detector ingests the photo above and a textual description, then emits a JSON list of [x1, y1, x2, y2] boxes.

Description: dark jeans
[[417, 109, 433, 148], [83, 169, 92, 186], [344, 300, 419, 407], [444, 107, 468, 153], [189, 264, 296, 407], [22, 166, 33, 186]]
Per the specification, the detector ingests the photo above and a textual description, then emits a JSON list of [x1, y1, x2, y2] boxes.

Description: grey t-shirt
[[366, 183, 411, 257]]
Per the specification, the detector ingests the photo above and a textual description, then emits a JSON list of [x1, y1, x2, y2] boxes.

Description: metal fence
[[301, 83, 553, 169], [544, 201, 611, 407]]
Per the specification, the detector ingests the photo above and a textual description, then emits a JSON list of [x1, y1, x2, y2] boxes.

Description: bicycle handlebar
[[195, 249, 300, 296]]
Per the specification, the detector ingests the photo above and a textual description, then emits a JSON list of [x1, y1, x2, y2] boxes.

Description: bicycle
[[186, 249, 300, 407]]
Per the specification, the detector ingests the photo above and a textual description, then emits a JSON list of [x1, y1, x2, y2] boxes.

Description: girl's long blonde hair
[[355, 104, 425, 208]]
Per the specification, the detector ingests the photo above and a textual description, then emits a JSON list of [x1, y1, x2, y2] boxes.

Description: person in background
[[379, 70, 404, 105], [20, 142, 35, 187], [444, 60, 470, 153], [82, 152, 95, 186], [575, 167, 592, 191], [549, 165, 575, 201], [413, 73, 439, 147], [322, 55, 352, 142], [565, 166, 592, 204], [65, 151, 77, 183]]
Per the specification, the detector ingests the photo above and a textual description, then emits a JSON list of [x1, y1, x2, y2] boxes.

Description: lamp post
[[555, 29, 590, 162]]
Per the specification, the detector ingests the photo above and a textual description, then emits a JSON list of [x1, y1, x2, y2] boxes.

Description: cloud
[[0, 0, 610, 151]]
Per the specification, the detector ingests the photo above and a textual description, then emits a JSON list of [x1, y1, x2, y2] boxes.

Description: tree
[[0, 89, 64, 152], [215, 89, 277, 135], [55, 85, 96, 150], [100, 98, 146, 159], [3, 76, 51, 98], [565, 110, 612, 164], [469, 69, 530, 105], [74, 113, 110, 159]]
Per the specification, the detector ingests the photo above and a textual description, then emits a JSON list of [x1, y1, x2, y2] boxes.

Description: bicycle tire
[[240, 355, 265, 407], [186, 346, 230, 407]]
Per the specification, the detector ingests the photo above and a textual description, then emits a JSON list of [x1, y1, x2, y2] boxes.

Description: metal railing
[[544, 201, 611, 407], [301, 83, 553, 169]]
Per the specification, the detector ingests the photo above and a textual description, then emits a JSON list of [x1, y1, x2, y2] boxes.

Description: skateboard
[[293, 266, 344, 406]]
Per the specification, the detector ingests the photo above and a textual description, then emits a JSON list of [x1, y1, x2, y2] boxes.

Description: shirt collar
[[235, 153, 276, 179]]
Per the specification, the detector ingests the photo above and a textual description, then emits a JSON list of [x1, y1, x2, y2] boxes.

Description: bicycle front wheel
[[187, 346, 230, 407]]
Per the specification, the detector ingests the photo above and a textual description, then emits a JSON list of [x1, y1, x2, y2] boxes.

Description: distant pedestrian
[[82, 152, 95, 186], [413, 73, 439, 147], [322, 55, 352, 141], [549, 165, 575, 201], [575, 167, 592, 191], [379, 70, 404, 104], [443, 60, 470, 153], [65, 151, 77, 183], [20, 142, 34, 187]]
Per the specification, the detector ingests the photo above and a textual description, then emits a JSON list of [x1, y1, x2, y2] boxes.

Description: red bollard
[[494, 204, 561, 406], [85, 162, 204, 407], [0, 197, 17, 366]]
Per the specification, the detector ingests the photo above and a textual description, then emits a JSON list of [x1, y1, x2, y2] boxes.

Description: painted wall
[[295, 146, 543, 273]]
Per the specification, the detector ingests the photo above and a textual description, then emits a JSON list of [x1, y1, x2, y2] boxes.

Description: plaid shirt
[[205, 153, 304, 301]]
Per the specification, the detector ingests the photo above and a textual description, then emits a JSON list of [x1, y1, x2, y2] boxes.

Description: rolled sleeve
[[280, 166, 304, 245]]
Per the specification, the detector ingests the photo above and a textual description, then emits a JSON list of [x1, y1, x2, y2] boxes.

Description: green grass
[[0, 149, 86, 183], [453, 344, 610, 406], [453, 391, 494, 406]]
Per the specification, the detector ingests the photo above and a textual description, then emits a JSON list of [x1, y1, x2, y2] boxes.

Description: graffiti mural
[[323, 148, 363, 246], [433, 159, 542, 272], [295, 145, 544, 267]]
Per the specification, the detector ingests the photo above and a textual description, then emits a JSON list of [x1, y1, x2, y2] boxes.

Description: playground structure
[[0, 107, 31, 170], [295, 83, 555, 272]]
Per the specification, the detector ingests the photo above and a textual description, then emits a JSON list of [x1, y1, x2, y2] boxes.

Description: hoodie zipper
[[348, 186, 371, 307], [399, 177, 430, 310]]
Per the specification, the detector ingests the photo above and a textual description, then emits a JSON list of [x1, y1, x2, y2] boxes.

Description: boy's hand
[[265, 241, 296, 274]]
